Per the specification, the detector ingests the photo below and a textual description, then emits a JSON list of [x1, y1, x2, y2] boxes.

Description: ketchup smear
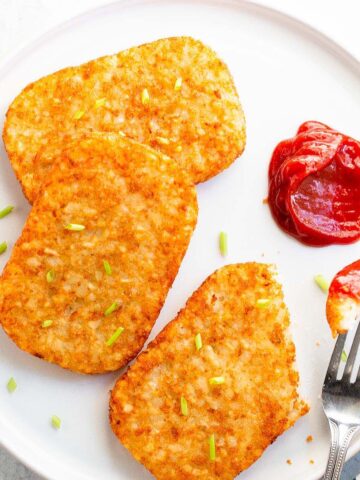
[[329, 259, 360, 303], [268, 121, 360, 246]]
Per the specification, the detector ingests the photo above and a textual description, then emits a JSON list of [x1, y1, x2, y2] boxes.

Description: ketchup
[[329, 260, 360, 302], [268, 121, 360, 246]]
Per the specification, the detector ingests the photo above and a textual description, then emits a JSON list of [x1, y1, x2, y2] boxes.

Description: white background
[[1, 0, 359, 62], [0, 1, 359, 479]]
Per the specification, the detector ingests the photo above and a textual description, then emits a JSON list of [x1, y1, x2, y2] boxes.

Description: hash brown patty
[[0, 133, 197, 374], [110, 263, 308, 479], [3, 36, 246, 202]]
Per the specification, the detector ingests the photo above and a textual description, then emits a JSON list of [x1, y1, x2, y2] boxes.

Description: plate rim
[[0, 1, 359, 479]]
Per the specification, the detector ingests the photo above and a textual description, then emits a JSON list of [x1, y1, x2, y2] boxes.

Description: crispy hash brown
[[3, 36, 246, 202], [110, 263, 308, 479], [0, 134, 197, 373]]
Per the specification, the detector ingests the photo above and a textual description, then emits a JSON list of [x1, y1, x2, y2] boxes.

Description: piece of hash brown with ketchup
[[327, 260, 360, 337]]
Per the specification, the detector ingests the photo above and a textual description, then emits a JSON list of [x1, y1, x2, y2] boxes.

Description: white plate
[[0, 1, 359, 479]]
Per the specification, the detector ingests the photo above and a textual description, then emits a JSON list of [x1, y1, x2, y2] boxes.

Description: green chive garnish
[[94, 97, 106, 108], [0, 242, 7, 255], [104, 301, 120, 317], [209, 376, 225, 386], [42, 320, 53, 328], [195, 333, 202, 351], [73, 110, 85, 120], [180, 396, 188, 416], [141, 88, 150, 105], [106, 327, 124, 346], [219, 231, 228, 256], [209, 434, 216, 461], [103, 260, 112, 275], [174, 77, 183, 91], [7, 377, 17, 393], [314, 274, 329, 293], [0, 205, 14, 219], [46, 269, 55, 283], [51, 415, 61, 430], [341, 350, 348, 362], [64, 223, 85, 231], [256, 298, 271, 309]]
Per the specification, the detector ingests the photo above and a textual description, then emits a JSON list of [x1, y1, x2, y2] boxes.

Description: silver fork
[[322, 323, 360, 480]]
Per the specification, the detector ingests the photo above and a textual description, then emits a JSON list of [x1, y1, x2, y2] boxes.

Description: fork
[[322, 323, 360, 480]]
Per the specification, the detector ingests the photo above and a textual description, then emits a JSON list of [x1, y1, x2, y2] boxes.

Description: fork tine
[[325, 333, 347, 383], [356, 360, 360, 383], [343, 321, 360, 382]]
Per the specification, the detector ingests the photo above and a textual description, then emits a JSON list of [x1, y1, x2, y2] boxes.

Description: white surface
[[0, 1, 360, 480], [0, 0, 359, 62]]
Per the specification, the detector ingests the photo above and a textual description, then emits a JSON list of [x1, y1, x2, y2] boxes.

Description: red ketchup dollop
[[268, 121, 360, 246]]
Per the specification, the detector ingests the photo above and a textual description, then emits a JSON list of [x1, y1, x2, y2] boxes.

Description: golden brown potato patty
[[110, 263, 308, 479], [0, 133, 197, 373], [3, 36, 246, 202]]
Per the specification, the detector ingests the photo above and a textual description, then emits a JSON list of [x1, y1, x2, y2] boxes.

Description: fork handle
[[323, 420, 359, 480]]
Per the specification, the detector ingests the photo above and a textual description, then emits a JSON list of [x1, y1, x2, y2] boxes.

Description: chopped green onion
[[94, 97, 106, 108], [104, 301, 120, 317], [46, 269, 55, 283], [7, 377, 17, 393], [156, 136, 170, 145], [64, 223, 85, 231], [209, 376, 225, 386], [195, 333, 203, 351], [174, 77, 182, 91], [42, 320, 53, 328], [0, 242, 7, 255], [73, 110, 85, 120], [209, 434, 216, 461], [51, 415, 61, 430], [141, 88, 150, 105], [103, 260, 112, 275], [219, 231, 228, 257], [0, 205, 14, 219], [314, 274, 329, 293], [256, 298, 271, 309], [106, 327, 124, 346], [341, 350, 348, 362], [180, 396, 188, 416]]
